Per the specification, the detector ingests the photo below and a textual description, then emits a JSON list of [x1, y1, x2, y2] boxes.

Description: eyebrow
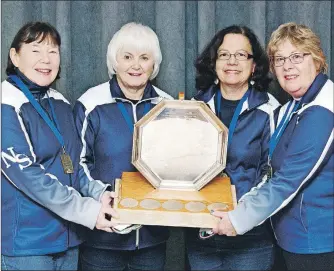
[[217, 49, 248, 52], [123, 52, 150, 56], [275, 50, 300, 56], [31, 43, 58, 49]]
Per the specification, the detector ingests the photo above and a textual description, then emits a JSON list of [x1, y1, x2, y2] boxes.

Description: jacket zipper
[[114, 97, 144, 249], [270, 217, 278, 241], [135, 228, 140, 248], [115, 97, 156, 124]]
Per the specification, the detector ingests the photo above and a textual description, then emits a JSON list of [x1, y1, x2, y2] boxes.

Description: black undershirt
[[218, 96, 240, 128], [127, 98, 140, 104]]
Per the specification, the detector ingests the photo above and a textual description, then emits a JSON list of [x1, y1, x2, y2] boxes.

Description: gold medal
[[60, 149, 74, 174]]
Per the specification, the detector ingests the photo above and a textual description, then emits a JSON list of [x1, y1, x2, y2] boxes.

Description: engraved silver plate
[[120, 198, 138, 208], [185, 201, 206, 212], [162, 200, 183, 211], [140, 199, 161, 209], [207, 202, 228, 212], [132, 99, 228, 191]]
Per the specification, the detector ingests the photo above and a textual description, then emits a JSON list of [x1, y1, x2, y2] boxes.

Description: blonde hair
[[267, 22, 327, 74], [106, 22, 162, 80]]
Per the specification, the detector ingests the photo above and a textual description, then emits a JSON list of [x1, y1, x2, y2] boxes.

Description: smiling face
[[10, 38, 60, 86], [115, 46, 154, 96], [215, 34, 255, 91], [273, 40, 318, 99]]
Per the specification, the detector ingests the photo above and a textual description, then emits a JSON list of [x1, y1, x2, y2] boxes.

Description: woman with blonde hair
[[213, 22, 333, 271]]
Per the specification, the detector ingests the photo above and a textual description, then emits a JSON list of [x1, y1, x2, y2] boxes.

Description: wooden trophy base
[[112, 172, 236, 228]]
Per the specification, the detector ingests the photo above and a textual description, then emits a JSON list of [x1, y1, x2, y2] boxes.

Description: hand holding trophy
[[112, 97, 237, 228]]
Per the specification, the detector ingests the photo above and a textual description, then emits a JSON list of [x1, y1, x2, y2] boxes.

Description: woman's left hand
[[211, 211, 237, 236]]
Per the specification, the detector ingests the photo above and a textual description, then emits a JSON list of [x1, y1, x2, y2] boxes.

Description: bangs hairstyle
[[267, 22, 328, 74], [6, 21, 61, 78], [195, 25, 271, 92], [106, 22, 162, 80]]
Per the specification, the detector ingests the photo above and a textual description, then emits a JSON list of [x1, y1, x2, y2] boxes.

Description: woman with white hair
[[74, 22, 172, 271]]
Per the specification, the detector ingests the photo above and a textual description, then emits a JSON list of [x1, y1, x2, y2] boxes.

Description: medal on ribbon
[[60, 147, 74, 174], [9, 75, 75, 175], [266, 163, 273, 180]]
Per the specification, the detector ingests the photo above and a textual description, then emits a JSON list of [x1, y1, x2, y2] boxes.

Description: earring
[[214, 78, 219, 85], [250, 73, 255, 86]]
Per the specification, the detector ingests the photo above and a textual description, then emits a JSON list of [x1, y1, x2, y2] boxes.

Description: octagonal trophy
[[112, 97, 236, 228]]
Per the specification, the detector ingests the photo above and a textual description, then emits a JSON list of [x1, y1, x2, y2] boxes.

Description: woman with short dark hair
[[1, 21, 117, 271], [185, 25, 280, 271]]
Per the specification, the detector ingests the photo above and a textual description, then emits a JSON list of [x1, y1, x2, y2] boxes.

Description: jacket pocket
[[299, 193, 308, 232]]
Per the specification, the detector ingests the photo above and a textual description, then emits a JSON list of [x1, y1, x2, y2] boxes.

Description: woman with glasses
[[185, 25, 280, 271], [213, 22, 334, 270]]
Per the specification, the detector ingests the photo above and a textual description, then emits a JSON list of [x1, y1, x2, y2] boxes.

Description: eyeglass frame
[[217, 50, 254, 61], [271, 52, 311, 67]]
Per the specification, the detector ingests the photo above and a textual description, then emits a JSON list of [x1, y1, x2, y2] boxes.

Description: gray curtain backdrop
[[1, 1, 332, 270], [2, 1, 333, 104]]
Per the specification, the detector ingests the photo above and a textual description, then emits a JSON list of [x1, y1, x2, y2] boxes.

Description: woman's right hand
[[95, 196, 119, 232]]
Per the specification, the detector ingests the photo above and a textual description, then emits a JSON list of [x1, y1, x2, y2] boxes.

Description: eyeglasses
[[217, 50, 254, 61], [271, 53, 311, 67]]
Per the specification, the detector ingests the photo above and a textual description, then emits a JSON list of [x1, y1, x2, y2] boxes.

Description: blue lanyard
[[9, 75, 65, 148], [268, 100, 300, 160], [216, 89, 250, 145], [117, 101, 151, 133]]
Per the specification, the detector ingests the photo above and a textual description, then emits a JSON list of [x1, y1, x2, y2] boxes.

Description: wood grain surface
[[112, 172, 236, 228]]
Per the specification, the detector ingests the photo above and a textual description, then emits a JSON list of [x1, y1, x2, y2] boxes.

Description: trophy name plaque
[[113, 99, 236, 228]]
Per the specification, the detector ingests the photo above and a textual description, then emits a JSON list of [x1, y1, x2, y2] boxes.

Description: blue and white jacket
[[194, 86, 280, 200], [229, 73, 334, 254], [74, 76, 173, 250], [1, 80, 108, 256], [192, 86, 280, 237]]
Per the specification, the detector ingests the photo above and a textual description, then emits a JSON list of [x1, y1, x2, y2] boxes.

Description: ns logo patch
[[1, 147, 32, 170]]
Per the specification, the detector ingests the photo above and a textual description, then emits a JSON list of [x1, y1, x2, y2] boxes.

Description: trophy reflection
[[113, 97, 236, 228]]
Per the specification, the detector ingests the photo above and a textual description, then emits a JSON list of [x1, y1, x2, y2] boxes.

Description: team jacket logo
[[1, 147, 32, 170]]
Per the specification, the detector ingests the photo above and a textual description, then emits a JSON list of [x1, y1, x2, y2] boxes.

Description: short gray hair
[[106, 22, 162, 80]]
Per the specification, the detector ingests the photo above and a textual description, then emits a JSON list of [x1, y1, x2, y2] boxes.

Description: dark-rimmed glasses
[[271, 53, 311, 67], [217, 50, 253, 61]]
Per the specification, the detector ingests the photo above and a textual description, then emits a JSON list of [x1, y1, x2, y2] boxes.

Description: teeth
[[285, 75, 297, 79], [36, 69, 51, 73]]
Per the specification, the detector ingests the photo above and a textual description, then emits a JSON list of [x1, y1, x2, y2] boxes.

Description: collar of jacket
[[7, 68, 49, 98], [299, 73, 328, 106], [108, 75, 160, 102], [194, 84, 270, 112]]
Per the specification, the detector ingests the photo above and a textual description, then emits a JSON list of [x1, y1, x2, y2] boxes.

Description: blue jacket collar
[[300, 73, 328, 105], [7, 69, 49, 98], [194, 84, 270, 111], [109, 76, 159, 101]]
